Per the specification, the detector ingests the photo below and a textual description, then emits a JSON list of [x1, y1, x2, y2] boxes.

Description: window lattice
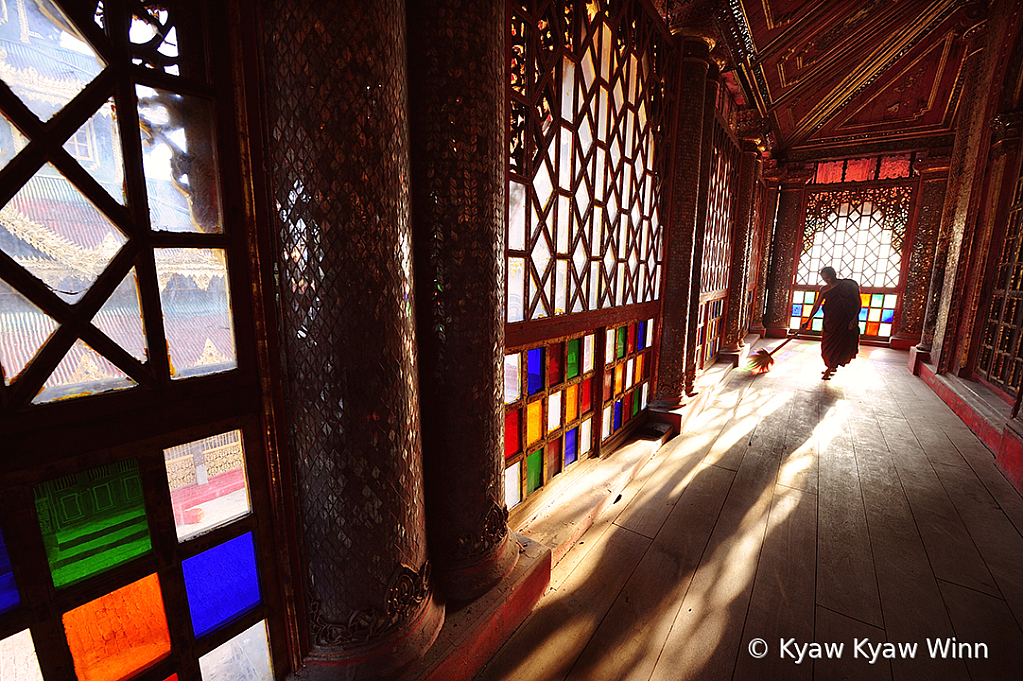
[[701, 121, 738, 294], [977, 164, 1023, 395], [507, 0, 668, 321], [796, 186, 913, 289]]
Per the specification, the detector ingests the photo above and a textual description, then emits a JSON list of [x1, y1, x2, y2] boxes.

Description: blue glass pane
[[613, 401, 622, 430], [813, 308, 823, 318], [565, 428, 578, 465], [881, 309, 894, 323], [526, 348, 544, 395], [792, 304, 802, 316], [859, 308, 869, 321], [0, 526, 19, 614], [637, 322, 646, 351], [182, 532, 260, 637]]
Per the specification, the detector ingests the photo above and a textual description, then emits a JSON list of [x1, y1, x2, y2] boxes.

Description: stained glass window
[[695, 298, 726, 368], [183, 532, 261, 637], [0, 629, 44, 681], [0, 525, 19, 615], [601, 319, 653, 442], [506, 1, 667, 321], [198, 620, 273, 681], [35, 460, 151, 588]]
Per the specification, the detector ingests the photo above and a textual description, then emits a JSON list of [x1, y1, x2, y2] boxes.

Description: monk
[[804, 266, 862, 380]]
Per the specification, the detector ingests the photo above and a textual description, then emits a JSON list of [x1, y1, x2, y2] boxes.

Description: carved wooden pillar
[[655, 36, 711, 405], [683, 63, 720, 392], [262, 0, 444, 675], [763, 166, 814, 337], [720, 138, 761, 361], [750, 171, 780, 336], [896, 155, 950, 353], [406, 0, 517, 603]]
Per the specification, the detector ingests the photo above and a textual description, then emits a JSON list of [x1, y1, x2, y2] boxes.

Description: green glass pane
[[526, 449, 543, 494], [35, 460, 151, 588], [803, 291, 816, 304], [871, 294, 884, 308], [566, 338, 581, 380], [631, 391, 639, 416], [616, 327, 626, 359], [811, 318, 824, 332]]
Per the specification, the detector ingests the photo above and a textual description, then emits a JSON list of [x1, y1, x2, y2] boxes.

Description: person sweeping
[[804, 266, 862, 380]]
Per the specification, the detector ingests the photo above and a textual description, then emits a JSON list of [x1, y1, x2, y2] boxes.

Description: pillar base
[[908, 345, 931, 375], [433, 529, 519, 604], [293, 589, 445, 681], [890, 332, 921, 351]]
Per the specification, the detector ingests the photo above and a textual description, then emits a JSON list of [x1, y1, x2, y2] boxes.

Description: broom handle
[[769, 324, 810, 357]]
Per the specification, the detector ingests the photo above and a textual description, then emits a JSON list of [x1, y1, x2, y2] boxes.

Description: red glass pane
[[815, 161, 843, 184], [548, 342, 564, 386], [866, 322, 880, 336], [546, 439, 562, 478], [844, 157, 875, 182], [878, 154, 911, 179], [626, 324, 635, 354], [602, 371, 612, 401], [505, 410, 520, 459], [623, 393, 632, 423], [581, 377, 592, 413], [63, 574, 171, 681]]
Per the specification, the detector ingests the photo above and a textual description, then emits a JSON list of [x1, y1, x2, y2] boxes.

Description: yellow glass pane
[[526, 400, 542, 445], [565, 384, 578, 422], [614, 364, 624, 395], [635, 354, 643, 382]]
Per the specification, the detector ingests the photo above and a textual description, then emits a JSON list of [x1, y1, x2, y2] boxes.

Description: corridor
[[476, 340, 1023, 681]]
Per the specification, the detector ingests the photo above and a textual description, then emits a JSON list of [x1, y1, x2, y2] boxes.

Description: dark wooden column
[[719, 138, 762, 362], [655, 36, 712, 405], [750, 171, 780, 336], [897, 155, 950, 354], [405, 0, 517, 603], [261, 0, 444, 675], [763, 165, 814, 337], [683, 63, 721, 392]]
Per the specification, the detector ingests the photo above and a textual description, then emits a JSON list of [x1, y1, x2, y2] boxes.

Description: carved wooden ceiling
[[664, 0, 985, 155]]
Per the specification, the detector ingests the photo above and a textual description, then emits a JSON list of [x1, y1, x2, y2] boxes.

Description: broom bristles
[[746, 347, 775, 373]]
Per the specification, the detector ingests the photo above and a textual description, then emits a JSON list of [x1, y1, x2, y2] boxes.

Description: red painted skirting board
[[915, 361, 1023, 495]]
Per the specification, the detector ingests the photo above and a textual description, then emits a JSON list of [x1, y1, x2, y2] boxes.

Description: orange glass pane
[[635, 355, 643, 383], [565, 384, 578, 422], [614, 364, 624, 395], [63, 574, 171, 681], [526, 400, 542, 445]]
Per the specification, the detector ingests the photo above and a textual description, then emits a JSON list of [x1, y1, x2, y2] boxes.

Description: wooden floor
[[475, 340, 1023, 681]]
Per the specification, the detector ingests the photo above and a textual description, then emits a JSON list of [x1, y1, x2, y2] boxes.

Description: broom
[[747, 325, 808, 373]]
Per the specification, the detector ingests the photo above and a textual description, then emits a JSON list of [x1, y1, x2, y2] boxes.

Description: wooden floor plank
[[475, 524, 651, 681], [565, 463, 736, 681], [647, 450, 782, 681], [932, 461, 1023, 630], [848, 414, 971, 681], [937, 579, 1023, 680], [875, 414, 999, 596], [813, 605, 892, 681], [732, 484, 816, 681], [816, 408, 884, 628]]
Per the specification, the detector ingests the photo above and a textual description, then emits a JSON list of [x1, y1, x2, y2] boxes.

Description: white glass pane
[[504, 354, 521, 403], [505, 462, 522, 509], [199, 620, 272, 681], [548, 391, 562, 432], [0, 629, 44, 681], [583, 334, 594, 373], [508, 181, 527, 251], [92, 268, 147, 362], [508, 257, 525, 322], [581, 417, 592, 455], [154, 248, 237, 379], [164, 430, 252, 542], [138, 86, 224, 234], [0, 280, 58, 385], [34, 339, 136, 403]]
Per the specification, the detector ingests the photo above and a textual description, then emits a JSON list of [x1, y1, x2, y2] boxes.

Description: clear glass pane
[[92, 267, 147, 362], [0, 279, 59, 385], [34, 339, 137, 403], [35, 459, 151, 587], [508, 181, 527, 251], [583, 334, 594, 373], [0, 112, 29, 172], [0, 629, 44, 681], [504, 353, 521, 403], [164, 430, 252, 541], [137, 86, 223, 233], [581, 417, 592, 455], [505, 461, 522, 509], [508, 257, 525, 322], [64, 98, 126, 205], [130, 8, 180, 75], [64, 574, 171, 681], [2, 164, 127, 303], [0, 2, 106, 122], [154, 248, 237, 379], [199, 620, 272, 681]]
